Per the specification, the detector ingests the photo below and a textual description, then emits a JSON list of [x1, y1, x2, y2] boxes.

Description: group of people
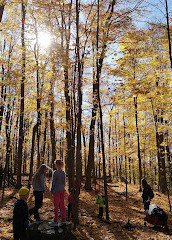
[[13, 159, 76, 240], [95, 178, 154, 219], [13, 158, 155, 240]]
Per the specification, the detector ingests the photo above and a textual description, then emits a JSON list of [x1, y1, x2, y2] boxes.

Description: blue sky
[[135, 0, 172, 26]]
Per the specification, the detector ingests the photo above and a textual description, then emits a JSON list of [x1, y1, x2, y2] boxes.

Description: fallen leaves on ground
[[0, 179, 172, 239]]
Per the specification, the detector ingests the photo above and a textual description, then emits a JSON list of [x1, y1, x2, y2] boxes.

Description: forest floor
[[0, 178, 172, 240]]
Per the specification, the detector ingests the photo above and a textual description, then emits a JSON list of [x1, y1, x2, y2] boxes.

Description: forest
[[0, 0, 172, 239]]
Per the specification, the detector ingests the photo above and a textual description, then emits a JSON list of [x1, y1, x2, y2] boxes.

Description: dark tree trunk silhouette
[[151, 99, 167, 193], [59, 1, 75, 191], [0, 4, 4, 22], [17, 1, 26, 188], [41, 111, 48, 164], [165, 0, 172, 68], [49, 75, 56, 165], [29, 123, 39, 185], [134, 96, 142, 191], [85, 0, 116, 191], [74, 0, 82, 226], [2, 103, 11, 200], [85, 42, 97, 190]]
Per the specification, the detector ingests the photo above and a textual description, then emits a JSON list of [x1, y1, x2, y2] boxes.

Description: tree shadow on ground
[[0, 189, 18, 209], [79, 181, 172, 239]]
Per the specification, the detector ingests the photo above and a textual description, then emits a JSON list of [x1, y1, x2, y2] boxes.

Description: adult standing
[[142, 178, 154, 211]]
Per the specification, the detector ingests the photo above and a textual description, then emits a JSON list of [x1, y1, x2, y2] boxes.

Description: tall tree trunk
[[50, 75, 56, 165], [2, 103, 11, 200], [0, 41, 5, 132], [17, 1, 26, 188], [0, 39, 12, 132], [74, 0, 82, 226], [151, 99, 167, 193], [85, 0, 116, 192], [84, 42, 97, 190], [134, 96, 142, 191], [108, 114, 112, 180], [114, 108, 118, 179], [34, 20, 41, 168], [41, 111, 48, 164], [128, 157, 131, 184], [29, 123, 38, 186], [60, 1, 75, 191], [83, 132, 87, 177], [165, 0, 172, 68]]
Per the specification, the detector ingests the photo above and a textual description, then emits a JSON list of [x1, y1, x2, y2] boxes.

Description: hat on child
[[95, 189, 99, 194], [19, 187, 29, 196]]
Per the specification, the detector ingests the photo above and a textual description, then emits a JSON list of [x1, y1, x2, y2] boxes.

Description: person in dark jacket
[[29, 164, 52, 223], [142, 178, 154, 211], [13, 187, 29, 240]]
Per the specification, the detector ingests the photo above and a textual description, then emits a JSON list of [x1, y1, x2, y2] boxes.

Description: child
[[68, 189, 76, 219], [141, 178, 154, 211], [95, 189, 104, 219], [29, 164, 51, 222], [13, 187, 29, 240], [50, 159, 68, 226]]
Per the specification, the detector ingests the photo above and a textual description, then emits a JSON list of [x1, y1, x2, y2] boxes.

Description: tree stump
[[27, 221, 76, 240]]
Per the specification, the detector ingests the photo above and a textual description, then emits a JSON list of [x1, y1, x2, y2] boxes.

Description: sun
[[37, 31, 52, 49]]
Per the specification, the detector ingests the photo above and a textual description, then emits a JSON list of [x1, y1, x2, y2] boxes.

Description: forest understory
[[0, 178, 172, 240]]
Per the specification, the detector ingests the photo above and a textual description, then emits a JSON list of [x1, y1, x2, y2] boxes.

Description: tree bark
[[0, 4, 4, 22], [151, 99, 167, 193], [17, 1, 26, 188], [165, 0, 172, 68], [2, 103, 11, 200], [85, 0, 116, 191], [29, 123, 38, 186], [134, 96, 142, 191]]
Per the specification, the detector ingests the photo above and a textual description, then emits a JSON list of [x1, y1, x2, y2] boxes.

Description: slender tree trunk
[[96, 0, 117, 221], [132, 158, 136, 185], [83, 133, 87, 177], [2, 103, 11, 200], [17, 1, 26, 188], [74, 0, 82, 226], [165, 0, 172, 68], [85, 0, 116, 190], [28, 123, 38, 186], [0, 40, 11, 132], [49, 77, 56, 165], [108, 115, 112, 180], [85, 43, 97, 190], [151, 99, 167, 193], [34, 20, 41, 168], [123, 113, 128, 201], [128, 157, 131, 184], [0, 60, 6, 132], [41, 111, 48, 164], [114, 109, 118, 179], [134, 96, 142, 191], [58, 0, 75, 191], [14, 117, 19, 175]]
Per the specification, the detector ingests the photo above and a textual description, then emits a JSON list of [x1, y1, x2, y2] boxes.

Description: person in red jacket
[[68, 189, 76, 218]]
